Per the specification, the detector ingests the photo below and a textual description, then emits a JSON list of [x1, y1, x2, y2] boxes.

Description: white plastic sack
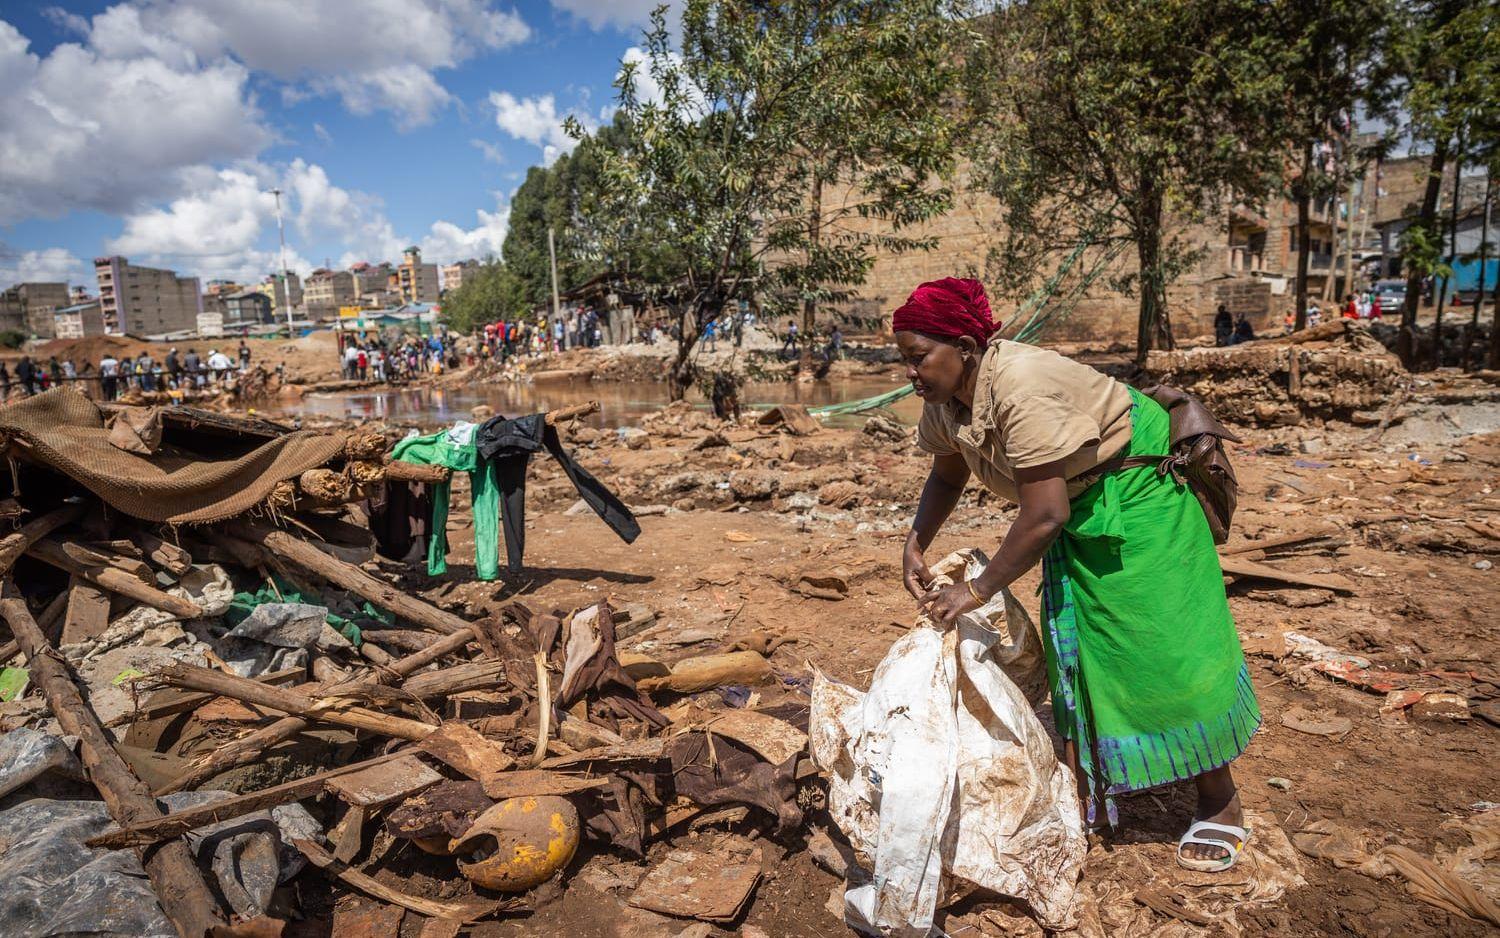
[[809, 551, 1087, 935]]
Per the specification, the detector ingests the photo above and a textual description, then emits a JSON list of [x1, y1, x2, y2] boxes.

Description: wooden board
[[418, 722, 516, 780], [324, 753, 444, 808]]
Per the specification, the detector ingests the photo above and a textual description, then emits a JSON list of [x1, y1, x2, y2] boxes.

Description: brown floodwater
[[274, 376, 922, 429]]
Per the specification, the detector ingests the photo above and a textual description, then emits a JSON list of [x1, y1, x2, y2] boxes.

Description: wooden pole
[[228, 520, 467, 635], [0, 585, 224, 938], [153, 626, 478, 795], [91, 751, 411, 850], [155, 661, 435, 741], [25, 538, 203, 619]]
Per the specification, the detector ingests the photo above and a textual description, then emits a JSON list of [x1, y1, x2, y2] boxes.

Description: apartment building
[[304, 269, 357, 314], [441, 260, 480, 293], [0, 282, 70, 335], [94, 257, 202, 335], [398, 247, 440, 304]]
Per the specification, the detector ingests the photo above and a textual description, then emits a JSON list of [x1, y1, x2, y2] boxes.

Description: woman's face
[[896, 331, 971, 405]]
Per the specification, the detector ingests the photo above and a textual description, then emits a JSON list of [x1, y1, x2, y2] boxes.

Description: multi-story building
[[349, 262, 395, 301], [198, 290, 273, 337], [94, 257, 202, 336], [303, 269, 357, 314], [52, 300, 106, 339], [265, 271, 302, 315], [398, 247, 440, 304], [0, 282, 70, 335], [441, 260, 480, 293]]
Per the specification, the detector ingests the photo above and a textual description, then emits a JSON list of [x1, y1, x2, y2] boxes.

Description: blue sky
[[0, 0, 672, 289]]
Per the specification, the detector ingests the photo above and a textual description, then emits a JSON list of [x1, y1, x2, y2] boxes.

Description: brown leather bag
[[1096, 384, 1241, 544]]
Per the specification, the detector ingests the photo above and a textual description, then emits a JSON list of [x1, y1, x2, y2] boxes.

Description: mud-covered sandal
[[1176, 820, 1250, 872]]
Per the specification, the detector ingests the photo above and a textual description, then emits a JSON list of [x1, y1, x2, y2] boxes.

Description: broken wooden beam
[[127, 529, 194, 577], [156, 661, 436, 741], [92, 751, 412, 850], [0, 503, 84, 575], [401, 658, 509, 699], [25, 538, 203, 619], [228, 519, 468, 635], [382, 459, 452, 484], [1218, 555, 1356, 593], [1, 583, 225, 938], [1220, 525, 1343, 556]]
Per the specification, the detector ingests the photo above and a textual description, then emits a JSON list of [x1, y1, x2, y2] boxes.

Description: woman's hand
[[903, 535, 934, 599], [917, 581, 980, 628]]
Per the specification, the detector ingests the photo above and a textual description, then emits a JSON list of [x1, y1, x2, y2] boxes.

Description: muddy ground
[[289, 373, 1500, 938]]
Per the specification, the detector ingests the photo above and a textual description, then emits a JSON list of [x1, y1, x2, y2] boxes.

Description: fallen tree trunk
[[0, 583, 224, 938], [228, 520, 467, 635], [26, 538, 203, 619], [156, 661, 436, 741]]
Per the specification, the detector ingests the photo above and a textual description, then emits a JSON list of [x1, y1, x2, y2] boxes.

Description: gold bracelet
[[966, 578, 986, 605]]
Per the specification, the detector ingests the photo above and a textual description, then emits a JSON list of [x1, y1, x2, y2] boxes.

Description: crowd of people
[[0, 342, 261, 401], [338, 333, 462, 382]]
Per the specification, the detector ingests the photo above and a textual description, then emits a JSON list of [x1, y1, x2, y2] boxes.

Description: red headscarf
[[891, 277, 1000, 345]]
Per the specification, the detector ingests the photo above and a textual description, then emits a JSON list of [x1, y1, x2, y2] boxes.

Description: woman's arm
[[919, 458, 1071, 625], [903, 453, 971, 598]]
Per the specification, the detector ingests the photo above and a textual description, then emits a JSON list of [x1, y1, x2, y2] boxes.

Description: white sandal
[[1176, 819, 1250, 872]]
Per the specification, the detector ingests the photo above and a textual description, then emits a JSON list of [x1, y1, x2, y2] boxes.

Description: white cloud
[[104, 159, 400, 283], [488, 91, 594, 165], [113, 0, 532, 128], [40, 6, 90, 37], [0, 245, 90, 288], [550, 0, 674, 31], [420, 200, 511, 262], [471, 139, 507, 164], [0, 19, 269, 223]]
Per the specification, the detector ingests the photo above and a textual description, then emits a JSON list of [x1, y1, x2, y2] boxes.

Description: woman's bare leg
[[1181, 765, 1244, 861]]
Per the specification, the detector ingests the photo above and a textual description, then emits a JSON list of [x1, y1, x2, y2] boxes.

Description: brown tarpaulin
[[0, 389, 346, 523]]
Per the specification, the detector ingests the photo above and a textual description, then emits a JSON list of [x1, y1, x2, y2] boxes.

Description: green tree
[[582, 0, 964, 398], [965, 0, 1285, 364], [1261, 0, 1396, 333], [1382, 0, 1499, 368], [498, 114, 649, 316], [439, 257, 519, 333]]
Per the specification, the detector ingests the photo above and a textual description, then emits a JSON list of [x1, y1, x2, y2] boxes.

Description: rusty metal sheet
[[628, 835, 762, 922]]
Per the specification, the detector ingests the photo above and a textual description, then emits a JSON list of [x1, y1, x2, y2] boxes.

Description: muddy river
[[279, 376, 922, 429]]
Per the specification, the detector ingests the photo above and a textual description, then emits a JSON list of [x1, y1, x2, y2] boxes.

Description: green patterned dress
[[1041, 387, 1259, 824]]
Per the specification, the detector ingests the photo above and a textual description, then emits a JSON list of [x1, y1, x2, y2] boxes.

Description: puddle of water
[[274, 377, 922, 429]]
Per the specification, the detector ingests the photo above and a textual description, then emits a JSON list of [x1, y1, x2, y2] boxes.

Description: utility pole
[[269, 187, 294, 334], [548, 226, 561, 322]]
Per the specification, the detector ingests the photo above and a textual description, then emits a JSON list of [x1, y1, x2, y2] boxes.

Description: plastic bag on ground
[[0, 728, 83, 800], [809, 550, 1087, 936], [0, 790, 320, 936]]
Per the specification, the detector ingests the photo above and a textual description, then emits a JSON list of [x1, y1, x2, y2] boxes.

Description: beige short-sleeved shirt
[[915, 340, 1134, 501]]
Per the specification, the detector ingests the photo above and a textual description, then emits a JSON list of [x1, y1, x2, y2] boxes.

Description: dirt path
[[357, 400, 1499, 937]]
